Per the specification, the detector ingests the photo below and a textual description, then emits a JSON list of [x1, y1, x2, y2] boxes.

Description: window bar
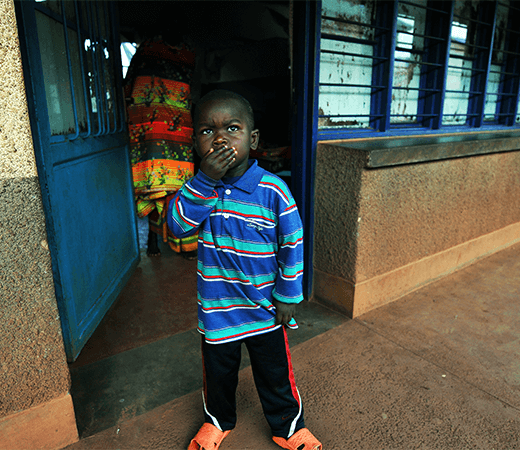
[[371, 0, 399, 132], [402, 60, 444, 69], [399, 0, 451, 16], [108, 1, 126, 133], [452, 13, 498, 29], [91, 1, 108, 135], [445, 88, 492, 95], [498, 2, 520, 126], [390, 113, 437, 117], [448, 54, 477, 63], [496, 91, 519, 98], [320, 82, 386, 89], [321, 15, 390, 32], [394, 85, 441, 93], [102, 0, 116, 134], [493, 46, 520, 58], [97, 1, 110, 135], [82, 1, 98, 135], [446, 65, 484, 74], [103, 0, 120, 134], [396, 29, 445, 43], [320, 49, 387, 62], [319, 114, 384, 119], [74, 0, 91, 138], [457, 42, 494, 52], [394, 57, 433, 66], [86, 0, 103, 137], [442, 112, 479, 117], [504, 0, 520, 13], [394, 46, 424, 55], [485, 91, 508, 96], [467, 1, 497, 128], [61, 0, 80, 141], [320, 32, 377, 47]]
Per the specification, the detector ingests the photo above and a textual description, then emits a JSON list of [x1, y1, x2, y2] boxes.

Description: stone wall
[[0, 1, 77, 448], [314, 140, 520, 316]]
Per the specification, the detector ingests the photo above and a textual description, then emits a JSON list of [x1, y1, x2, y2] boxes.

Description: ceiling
[[117, 1, 290, 50]]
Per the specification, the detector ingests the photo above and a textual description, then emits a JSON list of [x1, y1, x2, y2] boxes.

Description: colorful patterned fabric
[[167, 160, 304, 344], [125, 39, 197, 252]]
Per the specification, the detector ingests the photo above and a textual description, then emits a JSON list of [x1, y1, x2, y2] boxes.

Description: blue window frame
[[318, 0, 520, 140]]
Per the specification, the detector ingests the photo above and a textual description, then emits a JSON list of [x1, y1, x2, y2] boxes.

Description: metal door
[[16, 0, 139, 361]]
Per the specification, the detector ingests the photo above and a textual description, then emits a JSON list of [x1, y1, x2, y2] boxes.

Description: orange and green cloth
[[125, 39, 198, 253]]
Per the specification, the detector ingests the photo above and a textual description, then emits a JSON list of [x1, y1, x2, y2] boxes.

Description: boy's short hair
[[194, 89, 255, 130]]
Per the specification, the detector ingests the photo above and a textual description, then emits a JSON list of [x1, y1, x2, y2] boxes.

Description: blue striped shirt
[[167, 160, 304, 344]]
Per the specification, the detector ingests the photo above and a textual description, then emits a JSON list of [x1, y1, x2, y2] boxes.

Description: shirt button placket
[[223, 188, 231, 219]]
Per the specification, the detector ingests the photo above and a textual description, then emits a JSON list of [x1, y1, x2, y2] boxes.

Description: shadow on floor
[[68, 218, 349, 438]]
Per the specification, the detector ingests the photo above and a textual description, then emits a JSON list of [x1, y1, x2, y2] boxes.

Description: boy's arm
[[167, 171, 219, 237], [272, 195, 305, 325]]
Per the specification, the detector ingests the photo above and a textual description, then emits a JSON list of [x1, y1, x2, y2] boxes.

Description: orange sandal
[[272, 428, 322, 450], [188, 423, 231, 450]]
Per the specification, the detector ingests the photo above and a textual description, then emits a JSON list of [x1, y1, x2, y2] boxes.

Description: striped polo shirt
[[167, 160, 304, 344]]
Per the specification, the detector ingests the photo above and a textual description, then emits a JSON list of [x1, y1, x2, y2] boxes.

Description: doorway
[[119, 0, 294, 180], [68, 0, 296, 438]]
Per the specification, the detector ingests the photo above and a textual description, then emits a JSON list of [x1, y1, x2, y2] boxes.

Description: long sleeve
[[271, 184, 305, 305], [167, 170, 219, 238]]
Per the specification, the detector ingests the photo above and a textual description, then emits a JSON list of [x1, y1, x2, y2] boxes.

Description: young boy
[[167, 90, 322, 450]]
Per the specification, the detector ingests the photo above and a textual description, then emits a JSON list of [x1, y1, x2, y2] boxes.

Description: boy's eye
[[200, 129, 212, 135], [228, 125, 239, 132]]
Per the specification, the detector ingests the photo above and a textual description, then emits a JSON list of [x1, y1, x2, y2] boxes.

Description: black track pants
[[201, 326, 305, 438]]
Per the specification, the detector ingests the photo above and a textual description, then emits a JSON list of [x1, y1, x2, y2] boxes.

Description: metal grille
[[318, 0, 520, 139], [34, 0, 124, 141]]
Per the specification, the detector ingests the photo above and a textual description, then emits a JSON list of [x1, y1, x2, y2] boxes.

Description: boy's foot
[[272, 428, 322, 450], [188, 423, 231, 450]]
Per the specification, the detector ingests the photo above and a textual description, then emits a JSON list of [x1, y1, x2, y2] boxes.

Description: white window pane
[[443, 19, 471, 126], [483, 65, 501, 122], [35, 10, 76, 136], [319, 0, 374, 130], [391, 1, 427, 126], [319, 40, 372, 129]]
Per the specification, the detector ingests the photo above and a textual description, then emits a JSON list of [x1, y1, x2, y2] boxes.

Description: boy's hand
[[200, 146, 237, 180], [273, 300, 296, 326]]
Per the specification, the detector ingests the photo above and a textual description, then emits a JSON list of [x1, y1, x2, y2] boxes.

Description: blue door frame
[[15, 0, 140, 361], [15, 0, 320, 359], [291, 0, 320, 300]]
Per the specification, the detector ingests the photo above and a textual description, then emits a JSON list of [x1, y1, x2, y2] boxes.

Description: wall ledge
[[314, 221, 520, 318], [320, 130, 520, 168], [0, 393, 78, 450]]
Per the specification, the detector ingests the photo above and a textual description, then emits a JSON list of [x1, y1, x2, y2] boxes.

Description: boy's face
[[194, 98, 259, 178]]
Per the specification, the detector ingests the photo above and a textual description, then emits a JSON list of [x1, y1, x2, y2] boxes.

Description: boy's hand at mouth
[[200, 146, 237, 180]]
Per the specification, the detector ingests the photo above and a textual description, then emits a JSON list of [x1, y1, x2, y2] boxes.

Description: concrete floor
[[67, 219, 348, 438], [66, 233, 520, 449]]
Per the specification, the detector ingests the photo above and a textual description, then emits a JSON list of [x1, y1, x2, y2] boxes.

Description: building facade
[[1, 1, 519, 448]]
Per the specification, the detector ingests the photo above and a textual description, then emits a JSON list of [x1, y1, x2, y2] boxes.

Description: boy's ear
[[250, 129, 260, 150]]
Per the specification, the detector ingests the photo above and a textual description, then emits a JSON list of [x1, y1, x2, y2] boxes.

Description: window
[[34, 0, 124, 139], [318, 0, 520, 139]]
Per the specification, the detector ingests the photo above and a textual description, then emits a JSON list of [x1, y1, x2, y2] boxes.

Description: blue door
[[16, 0, 139, 361]]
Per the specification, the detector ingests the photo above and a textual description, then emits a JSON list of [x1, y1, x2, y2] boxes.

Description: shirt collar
[[217, 159, 263, 194]]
